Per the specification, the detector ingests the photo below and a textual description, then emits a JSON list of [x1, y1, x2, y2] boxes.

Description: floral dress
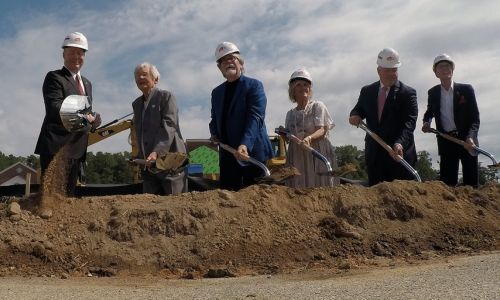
[[284, 100, 339, 188]]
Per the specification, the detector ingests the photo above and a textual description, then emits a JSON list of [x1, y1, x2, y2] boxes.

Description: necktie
[[75, 74, 85, 96], [377, 86, 388, 121]]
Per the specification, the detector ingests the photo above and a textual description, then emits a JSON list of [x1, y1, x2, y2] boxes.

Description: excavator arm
[[87, 118, 140, 183]]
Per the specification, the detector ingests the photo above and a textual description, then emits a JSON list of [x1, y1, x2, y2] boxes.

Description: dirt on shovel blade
[[266, 165, 301, 182]]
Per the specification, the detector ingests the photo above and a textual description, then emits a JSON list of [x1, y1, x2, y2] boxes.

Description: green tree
[[415, 150, 438, 181], [26, 155, 40, 170], [0, 151, 22, 170], [335, 145, 367, 180], [478, 163, 498, 184], [84, 151, 134, 184]]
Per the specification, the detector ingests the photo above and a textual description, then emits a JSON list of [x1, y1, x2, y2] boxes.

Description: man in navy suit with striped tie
[[349, 48, 418, 186]]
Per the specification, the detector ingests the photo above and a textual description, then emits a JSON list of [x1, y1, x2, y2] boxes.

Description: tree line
[[0, 147, 497, 185]]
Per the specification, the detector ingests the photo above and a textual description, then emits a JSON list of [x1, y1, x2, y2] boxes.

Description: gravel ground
[[0, 252, 499, 299]]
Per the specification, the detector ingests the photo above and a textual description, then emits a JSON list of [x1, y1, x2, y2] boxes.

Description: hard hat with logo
[[62, 32, 88, 51], [215, 42, 240, 62], [289, 68, 312, 85], [433, 53, 455, 72], [376, 48, 401, 68]]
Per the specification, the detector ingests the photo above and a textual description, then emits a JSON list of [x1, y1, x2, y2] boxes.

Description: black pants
[[40, 154, 80, 196], [219, 153, 263, 191], [141, 169, 188, 195], [367, 150, 414, 186], [439, 139, 478, 187]]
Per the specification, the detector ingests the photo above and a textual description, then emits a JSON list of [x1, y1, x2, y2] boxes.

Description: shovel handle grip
[[359, 122, 397, 156], [358, 121, 421, 182], [218, 143, 250, 161], [275, 128, 333, 173], [218, 142, 271, 176], [429, 128, 498, 165]]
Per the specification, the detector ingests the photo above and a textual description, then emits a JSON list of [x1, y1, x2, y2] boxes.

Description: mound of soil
[[0, 181, 498, 279]]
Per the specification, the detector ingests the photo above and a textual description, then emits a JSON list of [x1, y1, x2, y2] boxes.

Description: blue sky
[[1, 0, 500, 169]]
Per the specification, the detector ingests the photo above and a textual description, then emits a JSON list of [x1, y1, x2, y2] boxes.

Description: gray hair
[[134, 62, 160, 81]]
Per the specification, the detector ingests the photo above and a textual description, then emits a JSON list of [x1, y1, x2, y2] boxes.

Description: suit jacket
[[350, 80, 418, 167], [132, 88, 186, 159], [35, 67, 93, 160], [423, 82, 480, 154], [209, 75, 273, 162]]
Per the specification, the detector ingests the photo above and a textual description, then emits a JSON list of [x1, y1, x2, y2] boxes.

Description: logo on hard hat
[[387, 56, 395, 61], [218, 46, 225, 53]]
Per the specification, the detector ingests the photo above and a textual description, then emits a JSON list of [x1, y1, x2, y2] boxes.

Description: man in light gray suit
[[132, 62, 187, 195]]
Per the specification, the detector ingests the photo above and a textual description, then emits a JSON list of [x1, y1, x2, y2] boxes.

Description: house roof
[[0, 162, 39, 185], [188, 145, 219, 174]]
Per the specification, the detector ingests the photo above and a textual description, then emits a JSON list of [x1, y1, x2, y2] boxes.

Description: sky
[[1, 0, 499, 169]]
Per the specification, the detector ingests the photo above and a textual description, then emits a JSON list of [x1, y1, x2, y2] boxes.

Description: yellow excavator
[[87, 113, 287, 187], [87, 113, 141, 183]]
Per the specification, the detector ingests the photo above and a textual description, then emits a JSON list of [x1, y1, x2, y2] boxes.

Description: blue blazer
[[209, 75, 273, 162], [350, 80, 418, 167], [423, 82, 480, 154]]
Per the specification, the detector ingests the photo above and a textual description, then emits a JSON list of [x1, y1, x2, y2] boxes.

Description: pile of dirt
[[0, 180, 498, 279]]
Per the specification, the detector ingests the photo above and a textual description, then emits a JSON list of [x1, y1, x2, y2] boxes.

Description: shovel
[[218, 142, 293, 183], [357, 121, 422, 182], [128, 152, 189, 174], [128, 158, 159, 173], [274, 127, 356, 177], [428, 128, 500, 169]]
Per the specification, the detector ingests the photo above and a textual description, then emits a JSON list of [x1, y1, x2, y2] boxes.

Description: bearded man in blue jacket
[[209, 42, 273, 191]]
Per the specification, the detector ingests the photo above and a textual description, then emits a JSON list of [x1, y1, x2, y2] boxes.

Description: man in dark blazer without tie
[[209, 42, 273, 191], [422, 54, 480, 187]]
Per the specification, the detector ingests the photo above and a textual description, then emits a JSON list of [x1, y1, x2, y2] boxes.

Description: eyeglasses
[[436, 63, 452, 70], [218, 55, 238, 64]]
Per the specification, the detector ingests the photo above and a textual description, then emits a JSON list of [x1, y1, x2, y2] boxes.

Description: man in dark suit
[[349, 48, 418, 186], [35, 32, 101, 197], [132, 62, 187, 195], [209, 42, 273, 190], [422, 54, 480, 187]]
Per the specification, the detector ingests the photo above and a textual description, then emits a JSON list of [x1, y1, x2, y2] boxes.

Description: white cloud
[[0, 0, 499, 171]]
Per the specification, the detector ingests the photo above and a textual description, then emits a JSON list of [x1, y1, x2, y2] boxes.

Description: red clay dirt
[[1, 180, 498, 279]]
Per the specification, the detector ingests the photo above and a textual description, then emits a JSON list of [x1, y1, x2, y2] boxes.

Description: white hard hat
[[289, 68, 312, 85], [433, 53, 455, 72], [62, 32, 88, 51], [376, 48, 401, 68], [215, 42, 240, 62]]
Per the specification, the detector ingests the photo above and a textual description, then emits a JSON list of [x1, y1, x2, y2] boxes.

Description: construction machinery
[[87, 113, 289, 191], [87, 113, 141, 183]]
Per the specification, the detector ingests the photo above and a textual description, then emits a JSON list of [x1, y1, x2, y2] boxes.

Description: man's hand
[[147, 151, 158, 162], [349, 115, 362, 127], [85, 113, 96, 123], [391, 143, 403, 162], [93, 113, 102, 127], [235, 144, 249, 161], [421, 122, 431, 133], [465, 137, 476, 154]]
